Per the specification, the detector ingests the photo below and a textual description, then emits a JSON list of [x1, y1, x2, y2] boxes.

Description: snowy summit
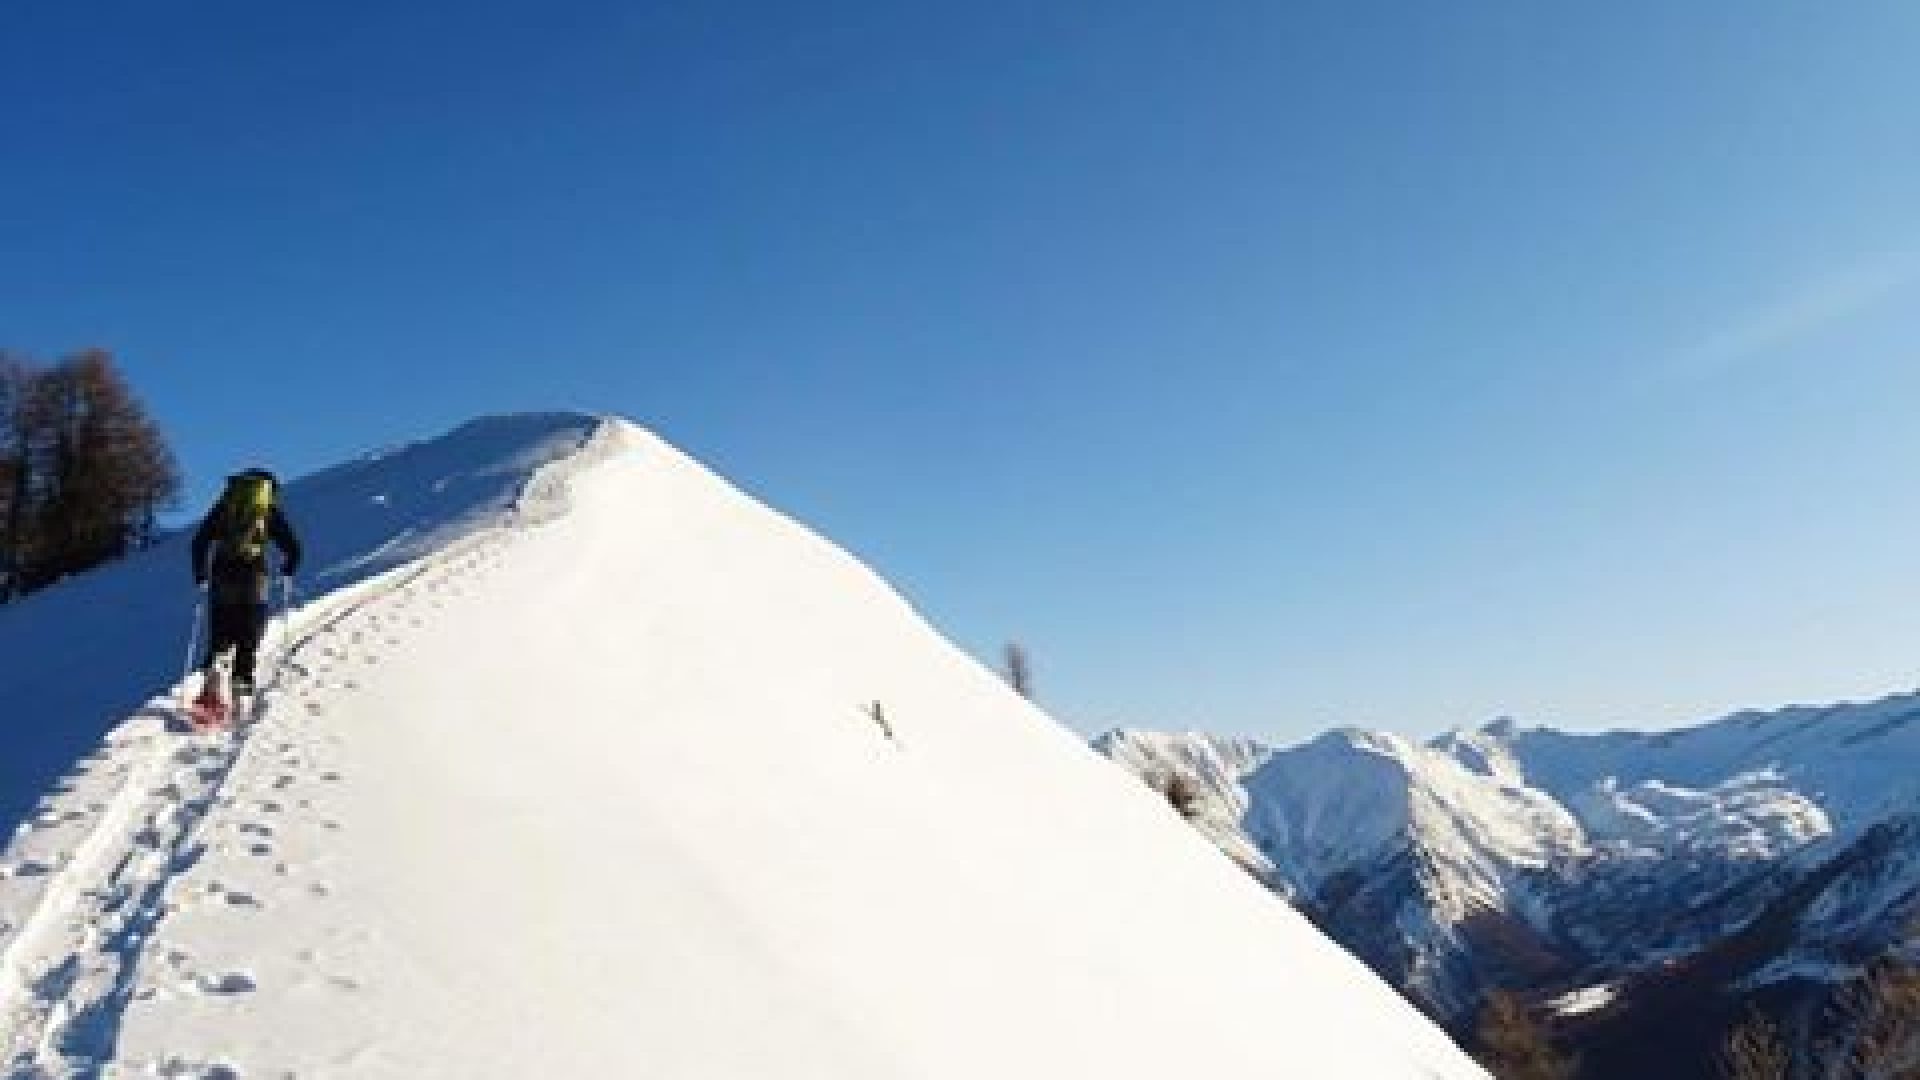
[[0, 414, 1484, 1078]]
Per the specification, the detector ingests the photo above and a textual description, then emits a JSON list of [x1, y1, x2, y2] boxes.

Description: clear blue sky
[[6, 2, 1918, 742]]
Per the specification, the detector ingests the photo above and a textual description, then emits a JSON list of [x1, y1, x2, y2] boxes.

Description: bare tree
[[1146, 767, 1205, 820], [0, 356, 24, 599], [0, 354, 57, 599], [1722, 953, 1920, 1080], [1475, 990, 1577, 1080], [1723, 1009, 1791, 1080], [1002, 642, 1033, 699], [1829, 958, 1920, 1080], [0, 349, 179, 599]]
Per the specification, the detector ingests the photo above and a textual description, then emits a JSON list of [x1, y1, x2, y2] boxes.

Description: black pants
[[204, 602, 269, 686]]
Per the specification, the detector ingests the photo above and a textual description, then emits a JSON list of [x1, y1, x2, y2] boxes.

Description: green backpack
[[212, 472, 275, 561]]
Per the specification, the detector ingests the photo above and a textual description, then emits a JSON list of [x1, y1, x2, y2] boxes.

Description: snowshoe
[[188, 680, 231, 731]]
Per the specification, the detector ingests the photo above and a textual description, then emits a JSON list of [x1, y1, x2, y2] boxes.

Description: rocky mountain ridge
[[1098, 692, 1920, 1076]]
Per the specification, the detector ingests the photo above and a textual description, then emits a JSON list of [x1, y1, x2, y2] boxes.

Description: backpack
[[211, 472, 275, 562]]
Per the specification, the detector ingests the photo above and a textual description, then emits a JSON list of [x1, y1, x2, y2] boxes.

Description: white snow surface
[[1545, 983, 1618, 1017], [0, 415, 1485, 1078]]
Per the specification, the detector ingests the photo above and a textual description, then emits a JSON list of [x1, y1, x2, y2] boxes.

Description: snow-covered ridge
[[1486, 692, 1920, 837], [0, 413, 1486, 1078], [0, 412, 600, 831]]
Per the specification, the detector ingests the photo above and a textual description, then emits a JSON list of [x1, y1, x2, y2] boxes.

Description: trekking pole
[[278, 572, 298, 633], [264, 570, 297, 688], [268, 571, 285, 657], [180, 583, 208, 706]]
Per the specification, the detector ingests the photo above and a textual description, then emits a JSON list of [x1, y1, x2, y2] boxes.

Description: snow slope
[[0, 413, 597, 833], [0, 415, 1485, 1078]]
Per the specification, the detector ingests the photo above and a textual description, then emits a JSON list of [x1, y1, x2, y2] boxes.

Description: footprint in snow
[[158, 1056, 243, 1079], [193, 971, 256, 995], [204, 880, 261, 906]]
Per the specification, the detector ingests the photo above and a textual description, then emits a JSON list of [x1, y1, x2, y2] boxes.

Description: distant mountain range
[[1096, 692, 1920, 1078]]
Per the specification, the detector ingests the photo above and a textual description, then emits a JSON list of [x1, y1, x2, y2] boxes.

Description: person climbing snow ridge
[[188, 467, 301, 726]]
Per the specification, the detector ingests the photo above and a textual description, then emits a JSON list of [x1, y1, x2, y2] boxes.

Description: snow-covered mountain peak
[[1481, 715, 1521, 738], [1241, 725, 1587, 913], [1454, 689, 1920, 839], [0, 413, 1485, 1079], [1314, 724, 1422, 761], [1429, 727, 1529, 787]]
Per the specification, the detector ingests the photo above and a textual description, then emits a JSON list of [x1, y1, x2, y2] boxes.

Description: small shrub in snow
[[1473, 990, 1576, 1080], [1721, 1009, 1789, 1080]]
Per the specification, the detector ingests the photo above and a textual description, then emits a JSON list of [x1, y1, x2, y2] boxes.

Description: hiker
[[190, 468, 301, 699]]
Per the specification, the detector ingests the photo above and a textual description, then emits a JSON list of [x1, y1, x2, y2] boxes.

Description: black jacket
[[191, 505, 301, 604]]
